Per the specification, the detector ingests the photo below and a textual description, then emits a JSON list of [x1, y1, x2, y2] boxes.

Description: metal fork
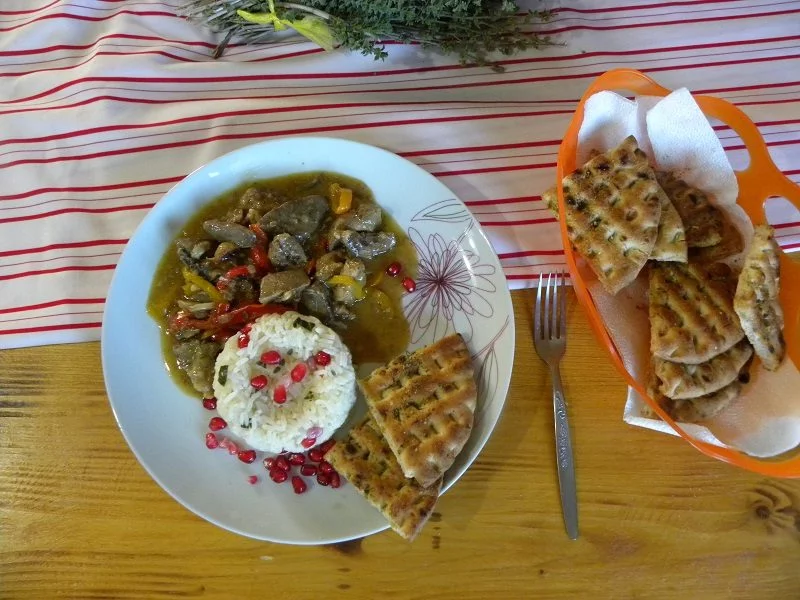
[[533, 271, 578, 540]]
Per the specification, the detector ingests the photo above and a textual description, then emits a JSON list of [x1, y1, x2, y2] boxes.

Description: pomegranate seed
[[275, 456, 290, 472], [318, 460, 333, 475], [329, 471, 341, 488], [273, 384, 287, 405], [319, 439, 336, 455], [300, 437, 316, 449], [386, 262, 401, 277], [209, 417, 227, 431], [291, 363, 308, 382], [263, 457, 276, 470], [250, 375, 268, 390], [202, 397, 217, 410], [226, 441, 240, 456], [307, 426, 323, 439], [402, 276, 416, 293], [241, 323, 253, 335], [270, 468, 288, 483], [300, 464, 317, 476], [291, 476, 307, 494], [237, 333, 250, 349], [317, 473, 331, 486], [261, 350, 282, 365], [238, 449, 257, 464], [288, 453, 305, 466], [314, 351, 331, 366], [308, 448, 324, 462], [248, 475, 259, 485], [205, 432, 219, 449]]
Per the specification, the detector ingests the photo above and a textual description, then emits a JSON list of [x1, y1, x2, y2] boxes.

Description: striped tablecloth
[[2, 0, 799, 348]]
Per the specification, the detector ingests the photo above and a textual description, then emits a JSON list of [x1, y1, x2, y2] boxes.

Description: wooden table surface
[[2, 289, 799, 599]]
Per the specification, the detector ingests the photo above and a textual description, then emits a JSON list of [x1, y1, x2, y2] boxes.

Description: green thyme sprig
[[179, 0, 553, 66]]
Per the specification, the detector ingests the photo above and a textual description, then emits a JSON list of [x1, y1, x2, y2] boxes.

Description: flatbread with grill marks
[[734, 225, 785, 370], [649, 262, 745, 364], [325, 415, 441, 541], [361, 333, 476, 489], [648, 374, 744, 423], [653, 339, 752, 400], [688, 213, 744, 264], [650, 192, 688, 262], [545, 182, 687, 263], [560, 136, 662, 295], [656, 171, 725, 249]]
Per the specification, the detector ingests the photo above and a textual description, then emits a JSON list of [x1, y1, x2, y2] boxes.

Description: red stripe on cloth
[[0, 176, 179, 202], [773, 221, 800, 230], [0, 110, 559, 170], [499, 250, 566, 258], [481, 217, 557, 227], [0, 239, 128, 258], [0, 264, 116, 282], [6, 35, 799, 105], [0, 33, 219, 56], [781, 241, 800, 250], [2, 251, 122, 269], [0, 204, 153, 225], [0, 321, 101, 337], [0, 298, 105, 315], [400, 140, 560, 158], [505, 273, 569, 281], [0, 10, 177, 33], [539, 8, 800, 35], [0, 107, 565, 148], [0, 0, 60, 15], [465, 196, 541, 207], [0, 50, 198, 77], [554, 0, 744, 14], [433, 162, 556, 177]]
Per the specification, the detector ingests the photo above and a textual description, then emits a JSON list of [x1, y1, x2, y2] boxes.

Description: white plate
[[102, 137, 514, 545]]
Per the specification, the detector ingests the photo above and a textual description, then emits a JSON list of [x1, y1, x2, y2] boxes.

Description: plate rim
[[101, 135, 515, 544]]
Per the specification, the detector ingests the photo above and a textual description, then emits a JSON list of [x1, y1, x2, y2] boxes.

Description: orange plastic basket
[[557, 69, 800, 478]]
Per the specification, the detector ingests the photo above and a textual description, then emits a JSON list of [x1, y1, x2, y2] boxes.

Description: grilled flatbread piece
[[656, 171, 725, 248], [649, 262, 745, 364], [326, 415, 441, 541], [650, 193, 688, 262], [543, 185, 559, 217], [689, 213, 744, 263], [560, 136, 662, 295], [361, 333, 476, 488], [654, 339, 752, 400], [734, 225, 785, 370], [651, 378, 744, 423]]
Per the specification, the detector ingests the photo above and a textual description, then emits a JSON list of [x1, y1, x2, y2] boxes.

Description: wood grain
[[1, 290, 799, 599]]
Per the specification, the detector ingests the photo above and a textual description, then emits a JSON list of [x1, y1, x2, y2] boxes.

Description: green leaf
[[287, 16, 336, 51], [237, 8, 335, 51]]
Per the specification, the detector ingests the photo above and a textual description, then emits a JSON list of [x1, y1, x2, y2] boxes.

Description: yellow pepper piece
[[366, 270, 383, 287], [329, 183, 353, 215], [326, 275, 365, 300], [368, 288, 393, 315], [181, 267, 224, 304]]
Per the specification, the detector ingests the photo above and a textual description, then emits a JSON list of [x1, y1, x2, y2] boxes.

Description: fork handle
[[550, 364, 579, 540]]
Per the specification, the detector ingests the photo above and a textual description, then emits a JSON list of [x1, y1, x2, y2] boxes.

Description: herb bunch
[[180, 0, 552, 66]]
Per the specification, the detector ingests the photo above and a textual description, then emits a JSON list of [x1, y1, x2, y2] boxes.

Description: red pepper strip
[[224, 265, 252, 280], [250, 245, 269, 271], [215, 303, 288, 328], [213, 302, 230, 317], [249, 224, 268, 245], [170, 303, 288, 332]]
